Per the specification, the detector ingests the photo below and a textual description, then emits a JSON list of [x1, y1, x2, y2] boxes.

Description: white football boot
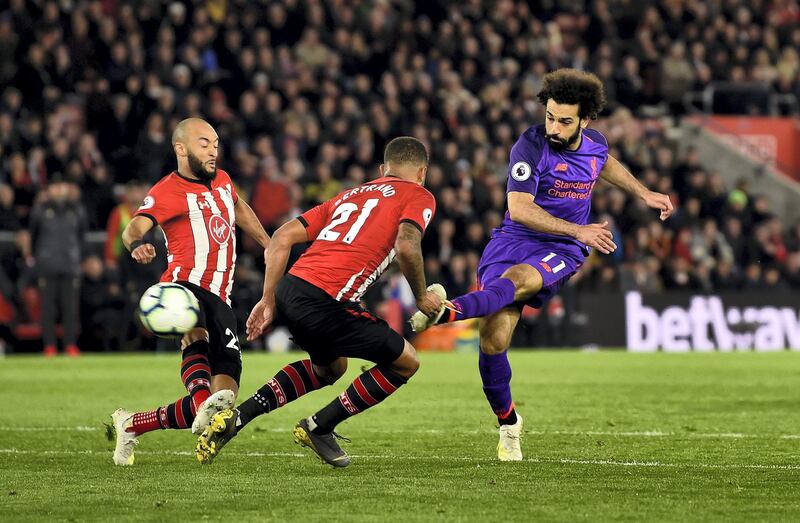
[[111, 408, 138, 466], [191, 389, 235, 434], [497, 414, 523, 461], [409, 284, 449, 333]]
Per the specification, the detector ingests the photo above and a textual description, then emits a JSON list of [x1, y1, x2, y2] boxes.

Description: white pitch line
[[0, 426, 100, 432], [0, 448, 798, 470], [531, 457, 800, 471], [3, 426, 800, 440], [533, 430, 751, 438]]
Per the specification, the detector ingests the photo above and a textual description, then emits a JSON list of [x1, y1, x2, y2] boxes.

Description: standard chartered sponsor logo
[[626, 292, 800, 352]]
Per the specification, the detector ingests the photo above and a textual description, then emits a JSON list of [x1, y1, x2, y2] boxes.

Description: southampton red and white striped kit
[[135, 170, 238, 305], [290, 176, 436, 302]]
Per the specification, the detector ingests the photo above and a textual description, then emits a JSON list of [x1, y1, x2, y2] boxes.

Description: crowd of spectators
[[1, 0, 799, 351]]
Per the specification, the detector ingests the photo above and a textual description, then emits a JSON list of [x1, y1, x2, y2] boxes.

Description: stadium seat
[[15, 287, 62, 341], [0, 294, 15, 324]]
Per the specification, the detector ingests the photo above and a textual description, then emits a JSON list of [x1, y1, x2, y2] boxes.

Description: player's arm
[[507, 192, 617, 254], [121, 215, 157, 264], [234, 198, 271, 250], [246, 218, 308, 340], [599, 154, 674, 221], [394, 222, 442, 317], [260, 218, 306, 298]]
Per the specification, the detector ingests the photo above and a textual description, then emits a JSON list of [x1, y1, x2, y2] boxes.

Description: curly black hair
[[536, 69, 607, 120]]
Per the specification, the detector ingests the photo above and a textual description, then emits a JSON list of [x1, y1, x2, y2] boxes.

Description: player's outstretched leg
[[111, 408, 138, 466], [110, 332, 214, 465], [479, 308, 524, 461], [410, 279, 516, 332], [109, 395, 196, 466], [294, 340, 419, 467], [196, 359, 338, 464], [411, 264, 542, 332]]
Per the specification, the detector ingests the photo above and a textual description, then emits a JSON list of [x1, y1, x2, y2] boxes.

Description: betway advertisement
[[579, 292, 800, 351]]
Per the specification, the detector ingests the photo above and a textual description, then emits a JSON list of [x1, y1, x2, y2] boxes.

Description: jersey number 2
[[225, 328, 241, 352], [318, 198, 379, 244]]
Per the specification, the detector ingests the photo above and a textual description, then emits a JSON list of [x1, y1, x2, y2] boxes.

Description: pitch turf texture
[[2, 351, 800, 522]]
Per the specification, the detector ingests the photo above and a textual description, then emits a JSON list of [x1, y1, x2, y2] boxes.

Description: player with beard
[[410, 69, 675, 460], [109, 118, 270, 465]]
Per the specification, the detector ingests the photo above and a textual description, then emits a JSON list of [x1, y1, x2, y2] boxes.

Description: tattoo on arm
[[397, 222, 423, 243], [394, 222, 427, 301]]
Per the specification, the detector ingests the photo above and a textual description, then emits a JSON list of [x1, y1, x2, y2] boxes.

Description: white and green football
[[138, 283, 200, 337]]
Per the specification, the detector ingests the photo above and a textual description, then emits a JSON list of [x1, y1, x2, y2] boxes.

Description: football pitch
[[2, 350, 800, 522]]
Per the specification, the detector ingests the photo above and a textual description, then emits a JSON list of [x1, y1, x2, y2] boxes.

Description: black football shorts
[[179, 281, 242, 384], [274, 274, 405, 366]]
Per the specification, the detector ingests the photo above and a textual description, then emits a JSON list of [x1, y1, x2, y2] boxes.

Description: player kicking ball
[[195, 137, 442, 467], [110, 118, 270, 465], [410, 69, 674, 461]]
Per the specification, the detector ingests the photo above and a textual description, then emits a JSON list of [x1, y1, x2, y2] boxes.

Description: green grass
[[1, 351, 800, 522]]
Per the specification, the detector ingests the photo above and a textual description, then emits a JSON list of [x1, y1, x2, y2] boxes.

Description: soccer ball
[[138, 283, 200, 337]]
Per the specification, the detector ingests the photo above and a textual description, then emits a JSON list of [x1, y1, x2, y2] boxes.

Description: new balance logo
[[555, 163, 568, 172]]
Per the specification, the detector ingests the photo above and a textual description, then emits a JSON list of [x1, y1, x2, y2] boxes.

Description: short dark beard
[[188, 152, 216, 180], [546, 126, 582, 151]]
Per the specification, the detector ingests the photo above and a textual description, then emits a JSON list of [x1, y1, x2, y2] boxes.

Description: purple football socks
[[441, 278, 517, 323], [478, 350, 515, 422]]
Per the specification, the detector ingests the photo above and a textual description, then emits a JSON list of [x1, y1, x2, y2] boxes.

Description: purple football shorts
[[477, 235, 583, 309]]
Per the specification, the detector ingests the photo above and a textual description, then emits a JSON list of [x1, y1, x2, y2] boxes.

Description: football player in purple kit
[[411, 68, 674, 461]]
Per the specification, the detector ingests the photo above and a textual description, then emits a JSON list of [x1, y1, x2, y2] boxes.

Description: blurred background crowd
[[1, 0, 799, 353]]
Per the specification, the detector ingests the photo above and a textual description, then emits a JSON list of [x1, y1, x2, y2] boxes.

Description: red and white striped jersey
[[136, 170, 238, 305], [290, 176, 436, 302]]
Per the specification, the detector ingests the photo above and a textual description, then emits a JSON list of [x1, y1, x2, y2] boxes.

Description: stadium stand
[[1, 0, 799, 352]]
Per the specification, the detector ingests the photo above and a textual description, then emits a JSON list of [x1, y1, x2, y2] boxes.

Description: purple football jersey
[[499, 124, 609, 258]]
